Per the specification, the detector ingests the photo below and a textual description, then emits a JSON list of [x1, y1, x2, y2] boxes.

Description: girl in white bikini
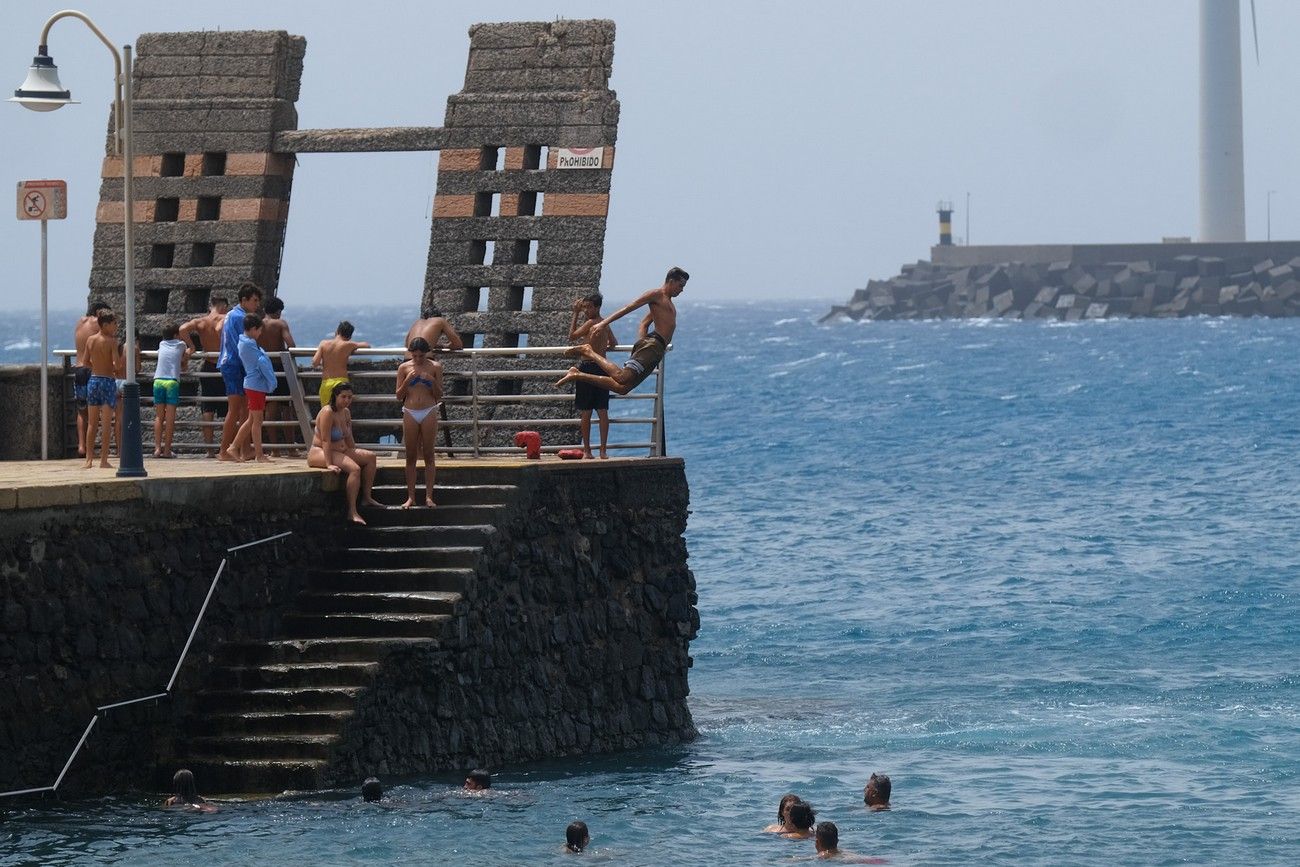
[[396, 337, 444, 508]]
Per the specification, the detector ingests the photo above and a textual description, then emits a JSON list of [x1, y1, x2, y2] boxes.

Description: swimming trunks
[[219, 361, 245, 396], [574, 360, 611, 411], [622, 332, 667, 388], [246, 388, 268, 412], [403, 404, 440, 425], [199, 360, 227, 417], [73, 365, 91, 409], [153, 378, 180, 406], [87, 375, 117, 408], [320, 376, 349, 407]]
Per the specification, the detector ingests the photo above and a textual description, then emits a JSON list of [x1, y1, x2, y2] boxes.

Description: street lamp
[[10, 10, 145, 477]]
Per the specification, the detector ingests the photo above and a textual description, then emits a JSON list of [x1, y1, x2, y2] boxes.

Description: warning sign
[[17, 179, 67, 221], [556, 147, 604, 170]]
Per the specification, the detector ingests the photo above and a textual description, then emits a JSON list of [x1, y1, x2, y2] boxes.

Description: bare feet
[[255, 456, 273, 463], [349, 513, 367, 525], [401, 498, 415, 509], [599, 451, 609, 459], [99, 460, 112, 469], [564, 344, 595, 361], [82, 459, 93, 469], [425, 497, 436, 508], [362, 497, 384, 509], [581, 450, 594, 459], [221, 448, 246, 463], [554, 366, 581, 387]]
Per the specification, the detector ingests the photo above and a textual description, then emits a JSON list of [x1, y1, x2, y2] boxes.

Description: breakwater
[[0, 459, 696, 795], [823, 252, 1300, 322]]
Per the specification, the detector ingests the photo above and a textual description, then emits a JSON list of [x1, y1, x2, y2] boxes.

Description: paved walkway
[[0, 454, 653, 510]]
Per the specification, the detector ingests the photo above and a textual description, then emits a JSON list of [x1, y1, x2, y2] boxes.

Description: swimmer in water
[[763, 793, 801, 833], [864, 773, 891, 811], [362, 776, 383, 802], [781, 800, 816, 839], [816, 821, 889, 863], [565, 820, 590, 852], [163, 769, 216, 813], [464, 768, 492, 791]]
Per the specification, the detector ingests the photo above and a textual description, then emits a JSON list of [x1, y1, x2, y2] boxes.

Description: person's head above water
[[362, 777, 383, 802], [464, 769, 491, 790], [565, 820, 589, 852], [814, 821, 839, 854], [865, 772, 891, 809], [786, 800, 815, 832], [776, 793, 800, 825], [172, 769, 201, 803]]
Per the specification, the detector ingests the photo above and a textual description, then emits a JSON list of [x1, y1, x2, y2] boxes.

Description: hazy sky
[[2, 0, 1297, 310]]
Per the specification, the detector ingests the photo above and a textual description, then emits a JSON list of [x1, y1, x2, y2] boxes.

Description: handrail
[[51, 343, 671, 458], [0, 532, 290, 800]]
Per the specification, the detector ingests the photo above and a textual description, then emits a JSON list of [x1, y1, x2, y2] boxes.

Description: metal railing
[[54, 343, 670, 458], [0, 532, 290, 800]]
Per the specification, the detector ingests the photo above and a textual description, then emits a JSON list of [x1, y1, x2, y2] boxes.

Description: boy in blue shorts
[[83, 311, 121, 468], [152, 322, 193, 458], [217, 282, 263, 461]]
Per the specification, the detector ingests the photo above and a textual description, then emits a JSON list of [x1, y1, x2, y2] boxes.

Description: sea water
[[2, 303, 1298, 865]]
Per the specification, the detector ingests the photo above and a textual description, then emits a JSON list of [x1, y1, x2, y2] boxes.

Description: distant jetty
[[823, 241, 1300, 322]]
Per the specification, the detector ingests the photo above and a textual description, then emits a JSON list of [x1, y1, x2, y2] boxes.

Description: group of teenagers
[[164, 765, 890, 860], [71, 267, 690, 520]]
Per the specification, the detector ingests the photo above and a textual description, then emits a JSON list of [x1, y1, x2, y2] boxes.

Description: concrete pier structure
[[0, 458, 697, 795]]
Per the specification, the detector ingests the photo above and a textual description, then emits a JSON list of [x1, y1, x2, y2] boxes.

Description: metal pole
[[166, 558, 226, 692], [117, 43, 145, 477], [470, 354, 480, 458], [40, 218, 49, 460]]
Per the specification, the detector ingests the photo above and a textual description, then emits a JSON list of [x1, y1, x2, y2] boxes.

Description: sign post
[[17, 179, 68, 460]]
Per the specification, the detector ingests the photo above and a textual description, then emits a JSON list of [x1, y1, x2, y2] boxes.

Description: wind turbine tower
[[1199, 0, 1255, 242]]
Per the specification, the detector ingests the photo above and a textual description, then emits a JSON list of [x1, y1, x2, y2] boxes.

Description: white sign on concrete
[[555, 147, 603, 170], [17, 179, 68, 221]]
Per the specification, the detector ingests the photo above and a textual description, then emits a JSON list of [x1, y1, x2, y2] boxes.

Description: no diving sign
[[556, 147, 604, 170], [17, 179, 68, 221]]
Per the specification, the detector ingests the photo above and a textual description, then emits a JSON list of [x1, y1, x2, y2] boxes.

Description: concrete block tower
[[90, 31, 304, 342], [423, 20, 619, 349]]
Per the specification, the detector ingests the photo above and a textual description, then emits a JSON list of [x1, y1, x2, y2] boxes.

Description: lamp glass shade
[[10, 55, 76, 111]]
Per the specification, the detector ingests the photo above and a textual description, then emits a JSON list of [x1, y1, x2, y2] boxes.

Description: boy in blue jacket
[[225, 313, 278, 463]]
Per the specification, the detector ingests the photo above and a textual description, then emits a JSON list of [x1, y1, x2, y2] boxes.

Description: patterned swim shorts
[[153, 378, 180, 406], [87, 375, 117, 408]]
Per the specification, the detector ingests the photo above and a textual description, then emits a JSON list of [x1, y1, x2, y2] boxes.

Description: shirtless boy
[[404, 304, 464, 355], [554, 267, 688, 395], [180, 294, 229, 453], [73, 301, 110, 455], [83, 311, 122, 468], [312, 320, 370, 407], [258, 296, 297, 454], [568, 293, 617, 458]]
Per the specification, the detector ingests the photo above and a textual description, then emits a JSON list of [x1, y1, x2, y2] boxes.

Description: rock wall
[[824, 253, 1300, 322], [0, 365, 64, 461], [0, 474, 335, 795], [328, 461, 698, 782]]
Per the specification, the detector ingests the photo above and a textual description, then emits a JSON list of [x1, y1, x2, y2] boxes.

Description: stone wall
[[0, 365, 65, 461], [323, 461, 698, 783], [0, 473, 335, 795]]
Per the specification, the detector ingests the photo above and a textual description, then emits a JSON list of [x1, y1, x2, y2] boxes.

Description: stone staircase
[[173, 469, 517, 793]]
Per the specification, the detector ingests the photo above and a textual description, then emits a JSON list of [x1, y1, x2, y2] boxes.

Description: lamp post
[[11, 10, 145, 477]]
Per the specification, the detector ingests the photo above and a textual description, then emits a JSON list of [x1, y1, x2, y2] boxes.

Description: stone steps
[[344, 525, 496, 547], [280, 611, 454, 640], [187, 734, 339, 762], [358, 503, 505, 528], [178, 757, 327, 794], [296, 591, 461, 616], [337, 545, 481, 569], [191, 710, 355, 736], [367, 483, 518, 506], [172, 480, 515, 792], [205, 662, 380, 690], [216, 637, 440, 665], [195, 686, 364, 713], [307, 567, 474, 594]]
